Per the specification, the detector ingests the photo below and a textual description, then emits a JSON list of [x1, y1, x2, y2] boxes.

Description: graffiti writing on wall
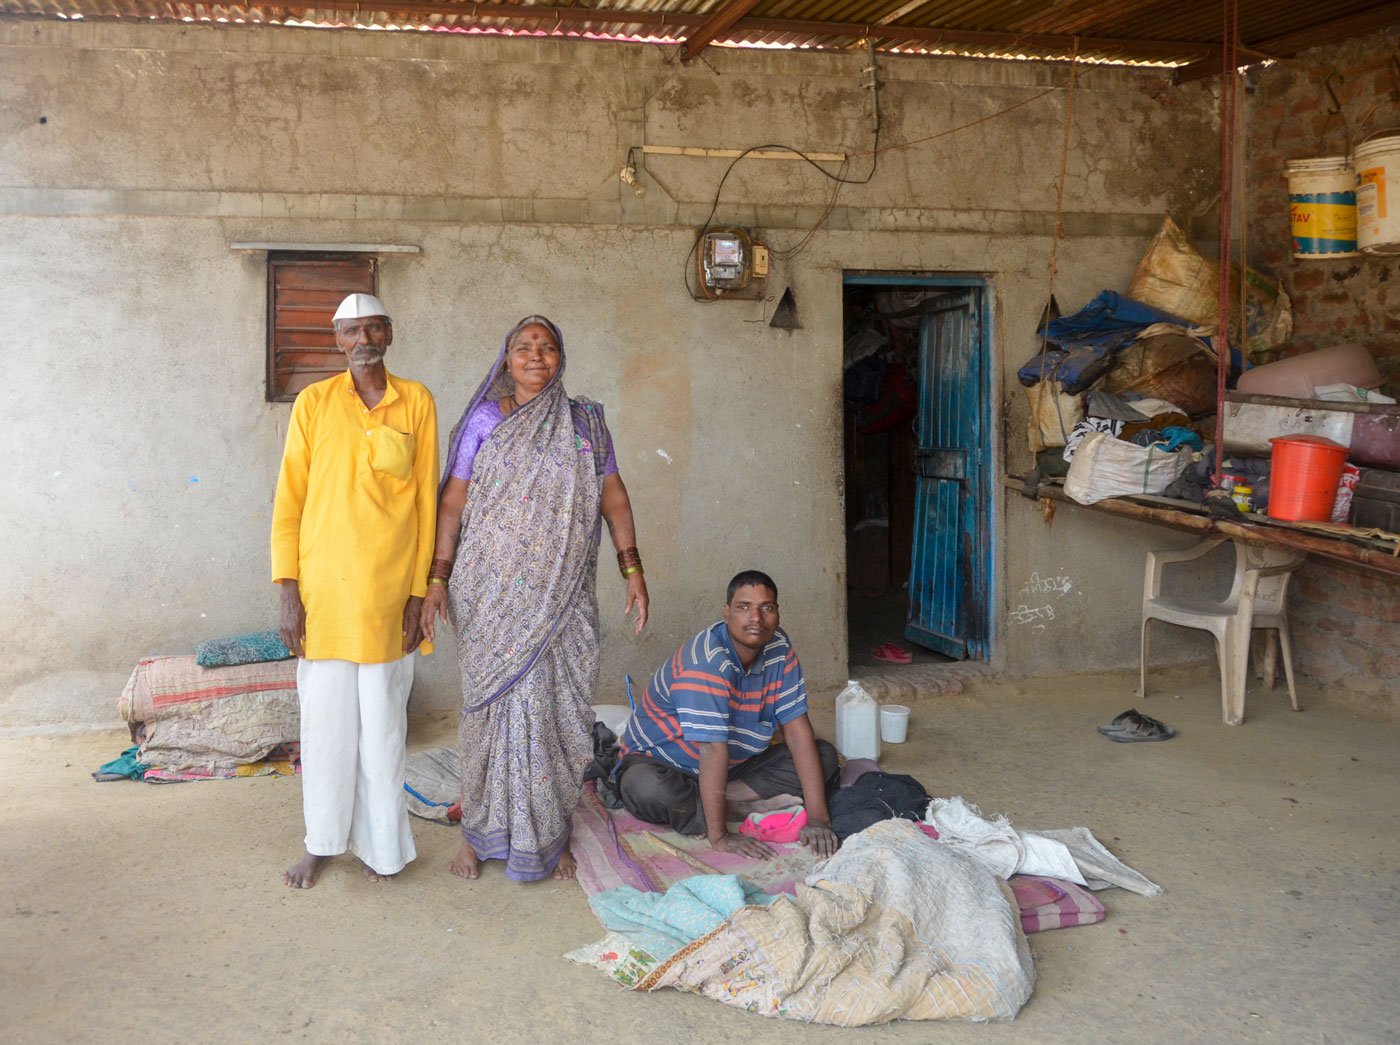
[[1008, 604, 1056, 626], [1019, 572, 1073, 598]]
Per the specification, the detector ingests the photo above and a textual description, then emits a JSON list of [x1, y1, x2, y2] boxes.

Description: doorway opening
[[842, 273, 995, 671]]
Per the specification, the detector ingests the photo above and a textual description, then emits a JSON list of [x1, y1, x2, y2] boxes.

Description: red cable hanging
[[1212, 0, 1240, 490]]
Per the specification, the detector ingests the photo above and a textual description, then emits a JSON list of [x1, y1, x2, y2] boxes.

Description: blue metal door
[[904, 290, 989, 659]]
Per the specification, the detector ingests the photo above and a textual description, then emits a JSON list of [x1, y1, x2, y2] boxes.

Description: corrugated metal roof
[[4, 0, 1397, 69]]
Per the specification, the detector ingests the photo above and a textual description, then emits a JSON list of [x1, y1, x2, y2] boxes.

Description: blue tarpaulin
[[1019, 291, 1200, 394]]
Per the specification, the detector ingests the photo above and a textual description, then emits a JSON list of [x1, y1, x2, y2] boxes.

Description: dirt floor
[[3, 664, 1398, 1043]]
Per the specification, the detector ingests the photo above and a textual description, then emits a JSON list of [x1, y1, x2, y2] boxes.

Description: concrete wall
[[1, 21, 1222, 726], [1243, 28, 1400, 708]]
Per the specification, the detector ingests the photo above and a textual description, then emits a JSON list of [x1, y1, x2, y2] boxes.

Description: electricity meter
[[700, 227, 752, 295], [693, 226, 769, 300]]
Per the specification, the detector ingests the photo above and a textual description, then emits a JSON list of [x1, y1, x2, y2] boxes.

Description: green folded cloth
[[94, 746, 150, 782], [195, 628, 293, 667]]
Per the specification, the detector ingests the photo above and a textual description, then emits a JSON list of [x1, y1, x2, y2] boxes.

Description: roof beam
[[679, 0, 764, 61], [1174, 1, 1400, 84], [1252, 1, 1400, 58], [732, 16, 1216, 61], [10, 0, 1217, 63]]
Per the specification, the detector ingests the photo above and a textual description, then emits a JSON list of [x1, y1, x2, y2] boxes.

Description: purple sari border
[[463, 825, 573, 882]]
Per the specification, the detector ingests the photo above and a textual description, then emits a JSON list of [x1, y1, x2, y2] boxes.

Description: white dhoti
[[297, 654, 417, 875]]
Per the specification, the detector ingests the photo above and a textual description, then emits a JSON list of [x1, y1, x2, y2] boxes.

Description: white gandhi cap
[[332, 293, 391, 323]]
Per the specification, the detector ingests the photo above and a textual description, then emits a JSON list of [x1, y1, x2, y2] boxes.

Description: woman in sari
[[421, 315, 648, 882]]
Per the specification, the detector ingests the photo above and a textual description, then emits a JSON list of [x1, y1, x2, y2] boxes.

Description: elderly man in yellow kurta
[[272, 293, 438, 889]]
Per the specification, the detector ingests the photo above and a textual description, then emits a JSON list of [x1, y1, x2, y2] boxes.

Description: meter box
[[695, 226, 769, 300]]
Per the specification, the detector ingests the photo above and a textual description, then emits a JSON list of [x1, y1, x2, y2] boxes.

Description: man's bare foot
[[550, 849, 577, 880], [284, 852, 330, 889], [450, 841, 480, 880]]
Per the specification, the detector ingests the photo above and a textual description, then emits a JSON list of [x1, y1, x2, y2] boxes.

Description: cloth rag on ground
[[924, 797, 1161, 896], [119, 655, 299, 773], [403, 746, 465, 822], [93, 746, 150, 781], [566, 819, 1035, 1025], [194, 629, 293, 668]]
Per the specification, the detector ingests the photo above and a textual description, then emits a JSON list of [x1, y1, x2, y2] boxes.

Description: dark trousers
[[617, 740, 839, 836]]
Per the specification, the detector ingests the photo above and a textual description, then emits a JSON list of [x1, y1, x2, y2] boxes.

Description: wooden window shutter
[[267, 253, 378, 402]]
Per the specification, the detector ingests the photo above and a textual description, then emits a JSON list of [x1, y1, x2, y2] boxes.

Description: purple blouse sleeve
[[599, 426, 619, 477], [448, 401, 504, 481]]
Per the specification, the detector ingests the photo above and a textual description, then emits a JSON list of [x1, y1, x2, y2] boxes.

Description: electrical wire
[[1211, 0, 1240, 491], [1031, 39, 1081, 446], [684, 131, 879, 300], [680, 57, 1083, 299]]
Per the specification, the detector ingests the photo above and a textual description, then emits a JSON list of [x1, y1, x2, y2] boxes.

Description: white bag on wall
[[1063, 431, 1191, 506], [1025, 381, 1084, 452]]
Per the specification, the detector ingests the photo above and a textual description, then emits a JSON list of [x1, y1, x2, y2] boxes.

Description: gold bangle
[[622, 565, 644, 577], [427, 577, 448, 587]]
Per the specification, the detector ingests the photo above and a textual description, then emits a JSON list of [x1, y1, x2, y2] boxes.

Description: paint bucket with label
[[1286, 156, 1358, 258], [1355, 134, 1400, 253]]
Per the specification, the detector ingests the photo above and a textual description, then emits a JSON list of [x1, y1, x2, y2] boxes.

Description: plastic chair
[[1139, 536, 1305, 725]]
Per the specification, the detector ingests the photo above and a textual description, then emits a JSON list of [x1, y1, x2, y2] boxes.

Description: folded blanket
[[195, 629, 292, 668], [119, 655, 298, 772]]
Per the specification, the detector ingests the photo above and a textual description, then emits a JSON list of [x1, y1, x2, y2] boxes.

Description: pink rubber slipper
[[872, 642, 913, 664]]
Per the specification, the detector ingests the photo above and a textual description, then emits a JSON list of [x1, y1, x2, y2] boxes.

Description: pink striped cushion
[[1010, 875, 1106, 933]]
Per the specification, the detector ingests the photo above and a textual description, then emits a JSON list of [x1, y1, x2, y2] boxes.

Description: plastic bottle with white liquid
[[835, 680, 881, 760]]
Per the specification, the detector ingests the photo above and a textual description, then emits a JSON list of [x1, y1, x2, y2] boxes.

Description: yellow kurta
[[271, 370, 439, 664]]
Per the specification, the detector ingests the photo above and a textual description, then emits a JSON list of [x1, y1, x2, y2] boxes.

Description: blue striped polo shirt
[[616, 621, 809, 774]]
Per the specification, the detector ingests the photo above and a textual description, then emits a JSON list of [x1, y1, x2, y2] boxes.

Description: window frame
[[265, 251, 379, 403]]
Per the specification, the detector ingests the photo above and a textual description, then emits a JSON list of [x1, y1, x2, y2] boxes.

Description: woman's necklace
[[507, 393, 519, 412]]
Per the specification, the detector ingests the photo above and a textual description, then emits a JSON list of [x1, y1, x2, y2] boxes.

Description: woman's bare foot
[[450, 841, 480, 880], [362, 861, 398, 882], [550, 849, 577, 880], [284, 852, 330, 889]]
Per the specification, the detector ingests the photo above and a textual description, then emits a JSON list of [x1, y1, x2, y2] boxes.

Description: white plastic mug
[[879, 704, 910, 744]]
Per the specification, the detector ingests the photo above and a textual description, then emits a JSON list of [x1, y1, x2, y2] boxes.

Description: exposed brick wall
[[1289, 561, 1400, 711], [1245, 28, 1400, 710], [1246, 28, 1400, 389]]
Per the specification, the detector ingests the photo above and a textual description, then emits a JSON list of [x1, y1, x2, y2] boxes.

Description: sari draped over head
[[444, 315, 608, 881]]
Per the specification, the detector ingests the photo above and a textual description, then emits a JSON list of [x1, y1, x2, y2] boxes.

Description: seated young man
[[614, 570, 840, 859]]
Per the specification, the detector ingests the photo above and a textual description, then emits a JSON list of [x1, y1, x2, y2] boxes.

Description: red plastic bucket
[[1268, 435, 1349, 521]]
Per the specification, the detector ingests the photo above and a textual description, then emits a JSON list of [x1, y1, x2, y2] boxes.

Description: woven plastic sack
[[1025, 380, 1084, 452], [1103, 331, 1217, 416], [1129, 216, 1291, 358], [1064, 431, 1191, 505], [1130, 217, 1217, 327]]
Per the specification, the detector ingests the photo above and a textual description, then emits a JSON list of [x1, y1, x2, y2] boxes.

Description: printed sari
[[444, 317, 609, 881]]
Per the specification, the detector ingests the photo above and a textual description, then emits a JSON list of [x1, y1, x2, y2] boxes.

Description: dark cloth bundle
[[828, 771, 931, 842], [586, 721, 624, 809]]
